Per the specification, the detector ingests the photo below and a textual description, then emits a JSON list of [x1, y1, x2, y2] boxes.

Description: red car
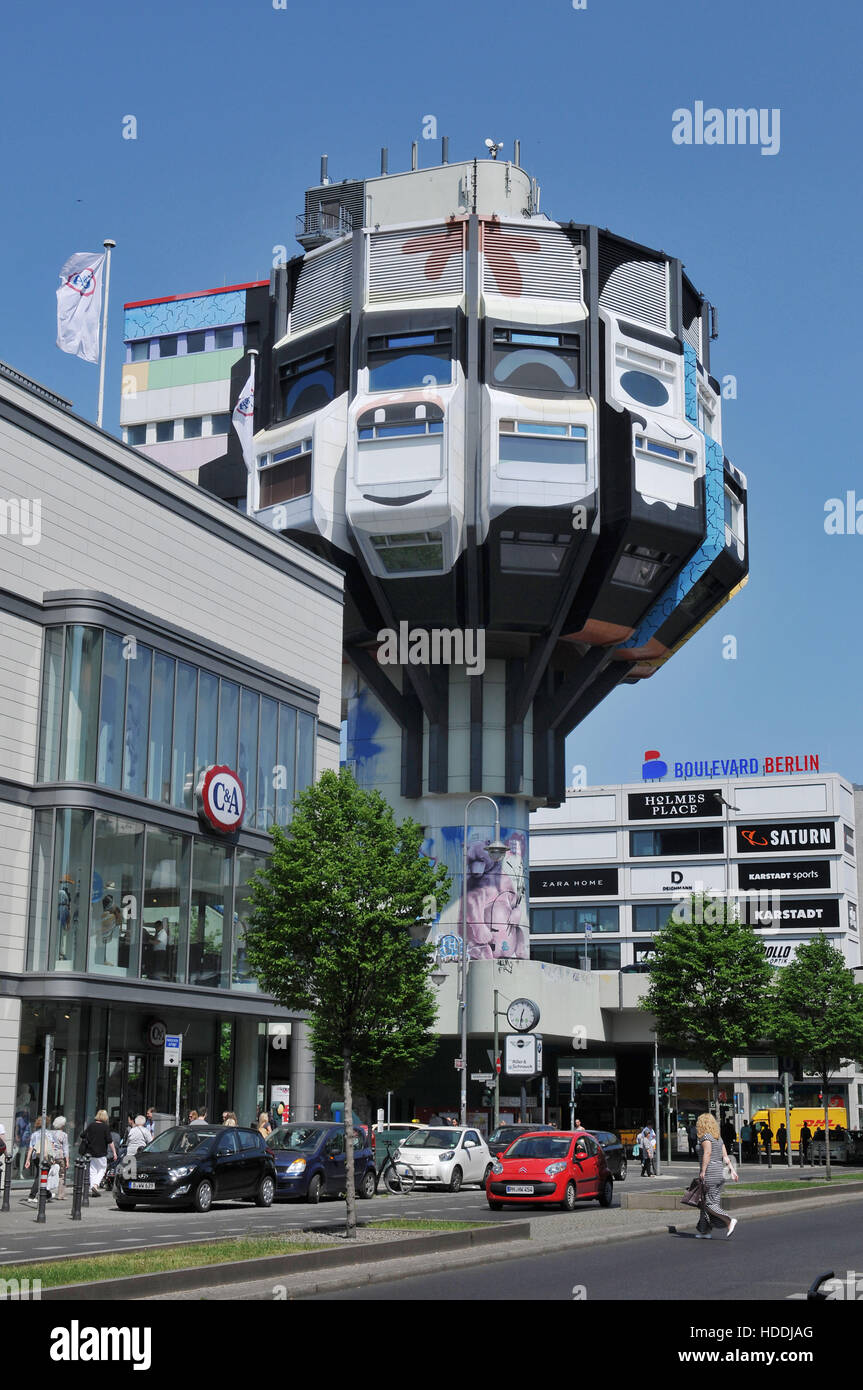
[[486, 1129, 614, 1211]]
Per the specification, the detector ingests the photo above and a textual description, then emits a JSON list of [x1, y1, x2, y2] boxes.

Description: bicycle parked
[[376, 1146, 416, 1195]]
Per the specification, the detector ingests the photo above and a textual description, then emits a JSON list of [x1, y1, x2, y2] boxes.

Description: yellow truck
[[750, 1106, 848, 1152]]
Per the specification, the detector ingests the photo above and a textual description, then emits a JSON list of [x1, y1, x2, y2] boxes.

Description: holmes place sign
[[628, 791, 718, 820]]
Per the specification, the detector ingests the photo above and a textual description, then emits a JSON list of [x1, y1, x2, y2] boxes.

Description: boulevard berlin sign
[[641, 749, 821, 782]]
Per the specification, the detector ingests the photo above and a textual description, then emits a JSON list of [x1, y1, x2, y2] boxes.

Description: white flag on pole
[[56, 252, 106, 363], [232, 359, 256, 472]]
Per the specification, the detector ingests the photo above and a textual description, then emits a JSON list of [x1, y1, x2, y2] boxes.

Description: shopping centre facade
[[0, 360, 344, 1142]]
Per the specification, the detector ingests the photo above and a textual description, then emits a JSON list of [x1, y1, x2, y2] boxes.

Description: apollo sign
[[197, 765, 246, 834]]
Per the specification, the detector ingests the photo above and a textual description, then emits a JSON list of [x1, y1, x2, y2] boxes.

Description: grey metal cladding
[[290, 239, 353, 332], [368, 224, 466, 301], [598, 235, 669, 329]]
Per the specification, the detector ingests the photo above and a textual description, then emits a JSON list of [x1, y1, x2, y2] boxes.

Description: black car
[[487, 1123, 555, 1159], [589, 1129, 627, 1181], [114, 1125, 276, 1212]]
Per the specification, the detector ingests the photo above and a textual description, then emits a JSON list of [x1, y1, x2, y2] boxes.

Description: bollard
[[70, 1155, 85, 1220], [81, 1155, 90, 1207], [1, 1153, 11, 1213], [35, 1157, 49, 1224]]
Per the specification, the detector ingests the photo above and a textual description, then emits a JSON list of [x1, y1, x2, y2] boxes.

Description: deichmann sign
[[630, 863, 727, 895], [529, 868, 619, 898], [628, 791, 718, 820], [736, 821, 835, 853], [737, 859, 831, 890], [197, 765, 246, 833]]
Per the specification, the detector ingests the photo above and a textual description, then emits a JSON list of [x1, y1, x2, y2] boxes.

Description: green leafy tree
[[244, 768, 450, 1236], [640, 894, 774, 1111], [768, 934, 863, 1180]]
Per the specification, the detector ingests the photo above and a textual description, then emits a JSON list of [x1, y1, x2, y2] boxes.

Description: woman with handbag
[[694, 1112, 739, 1238]]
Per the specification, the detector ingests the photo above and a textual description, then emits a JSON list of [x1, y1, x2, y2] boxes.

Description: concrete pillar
[[0, 997, 22, 1146], [290, 1019, 315, 1120], [232, 1017, 261, 1126]]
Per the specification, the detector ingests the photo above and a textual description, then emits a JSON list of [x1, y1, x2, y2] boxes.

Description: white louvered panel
[[599, 253, 668, 329], [291, 240, 352, 332], [368, 224, 465, 301], [481, 225, 583, 301], [681, 312, 702, 357]]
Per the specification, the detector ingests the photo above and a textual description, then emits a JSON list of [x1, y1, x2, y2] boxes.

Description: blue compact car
[[269, 1121, 377, 1203]]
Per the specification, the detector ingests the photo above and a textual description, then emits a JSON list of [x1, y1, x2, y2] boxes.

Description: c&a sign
[[197, 765, 246, 834]]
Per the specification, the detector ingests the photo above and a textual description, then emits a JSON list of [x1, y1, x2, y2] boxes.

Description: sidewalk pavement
[[140, 1182, 863, 1301]]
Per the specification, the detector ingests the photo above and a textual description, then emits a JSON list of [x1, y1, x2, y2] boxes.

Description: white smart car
[[394, 1126, 493, 1192]]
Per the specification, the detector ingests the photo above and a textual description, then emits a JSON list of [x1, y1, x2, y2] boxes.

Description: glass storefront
[[28, 808, 269, 989], [38, 622, 316, 831]]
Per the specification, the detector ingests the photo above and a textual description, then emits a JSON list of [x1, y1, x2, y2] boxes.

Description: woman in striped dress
[[695, 1112, 739, 1238]]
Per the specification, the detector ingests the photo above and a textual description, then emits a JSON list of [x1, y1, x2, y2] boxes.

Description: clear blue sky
[[2, 0, 859, 787]]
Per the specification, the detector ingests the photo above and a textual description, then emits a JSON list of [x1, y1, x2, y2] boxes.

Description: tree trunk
[[343, 1049, 357, 1238], [712, 1073, 720, 1117], [823, 1078, 831, 1182]]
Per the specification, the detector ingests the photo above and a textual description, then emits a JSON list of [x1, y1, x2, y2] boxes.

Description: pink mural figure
[[465, 833, 528, 960]]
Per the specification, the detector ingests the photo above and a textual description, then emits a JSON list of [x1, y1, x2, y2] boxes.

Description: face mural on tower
[[432, 825, 529, 961]]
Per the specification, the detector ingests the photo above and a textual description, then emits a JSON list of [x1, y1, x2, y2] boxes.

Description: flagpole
[[96, 239, 116, 429]]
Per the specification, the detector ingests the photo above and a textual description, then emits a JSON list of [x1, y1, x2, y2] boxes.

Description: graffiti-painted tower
[[201, 146, 749, 952]]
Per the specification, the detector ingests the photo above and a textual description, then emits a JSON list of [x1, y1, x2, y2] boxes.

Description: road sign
[[505, 1034, 538, 1076], [495, 1056, 501, 1075], [471, 1072, 494, 1082], [163, 1034, 182, 1068], [454, 1057, 464, 1070]]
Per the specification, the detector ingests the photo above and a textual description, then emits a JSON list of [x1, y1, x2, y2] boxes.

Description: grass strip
[[668, 1175, 863, 1195], [367, 1218, 487, 1231], [0, 1235, 331, 1289]]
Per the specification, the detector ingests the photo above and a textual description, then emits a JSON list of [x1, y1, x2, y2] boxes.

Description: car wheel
[[449, 1166, 463, 1193], [193, 1179, 213, 1213], [255, 1175, 275, 1207], [306, 1173, 323, 1204], [115, 1198, 136, 1211], [480, 1164, 493, 1190], [358, 1169, 376, 1200], [615, 1158, 627, 1182], [598, 1177, 614, 1208], [488, 1200, 502, 1211], [562, 1181, 577, 1212]]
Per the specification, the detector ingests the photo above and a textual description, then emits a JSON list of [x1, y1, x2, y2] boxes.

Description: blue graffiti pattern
[[125, 290, 247, 341]]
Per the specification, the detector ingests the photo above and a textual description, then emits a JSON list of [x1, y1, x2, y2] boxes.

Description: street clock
[[506, 998, 541, 1032]]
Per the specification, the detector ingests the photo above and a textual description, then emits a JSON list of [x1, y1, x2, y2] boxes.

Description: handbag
[[681, 1176, 706, 1208]]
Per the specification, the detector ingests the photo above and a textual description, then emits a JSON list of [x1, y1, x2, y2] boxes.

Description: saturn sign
[[197, 765, 246, 833]]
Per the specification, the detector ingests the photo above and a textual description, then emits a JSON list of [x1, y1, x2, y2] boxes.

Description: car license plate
[[129, 1181, 156, 1190], [506, 1184, 534, 1194]]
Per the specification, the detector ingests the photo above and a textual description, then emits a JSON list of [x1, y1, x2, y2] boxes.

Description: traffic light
[[573, 1072, 583, 1091]]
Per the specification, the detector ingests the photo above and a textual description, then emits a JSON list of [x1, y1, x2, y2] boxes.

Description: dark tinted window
[[239, 1129, 263, 1150], [217, 1130, 240, 1154], [279, 348, 335, 422]]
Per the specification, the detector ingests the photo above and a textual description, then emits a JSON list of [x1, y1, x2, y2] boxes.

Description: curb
[[35, 1221, 531, 1301], [621, 1179, 863, 1211]]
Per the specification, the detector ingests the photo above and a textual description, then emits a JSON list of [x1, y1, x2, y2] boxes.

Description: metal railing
[[296, 206, 354, 246]]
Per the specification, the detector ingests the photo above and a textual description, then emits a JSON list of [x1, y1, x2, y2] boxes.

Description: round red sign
[[198, 765, 246, 833]]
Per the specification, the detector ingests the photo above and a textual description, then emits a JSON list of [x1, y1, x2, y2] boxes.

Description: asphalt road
[[306, 1201, 863, 1301], [2, 1162, 849, 1263], [0, 1181, 548, 1263]]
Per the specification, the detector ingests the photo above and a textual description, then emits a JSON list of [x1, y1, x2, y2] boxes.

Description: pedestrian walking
[[741, 1120, 752, 1162], [23, 1116, 44, 1203], [799, 1122, 812, 1168], [257, 1111, 272, 1140], [81, 1110, 116, 1196], [125, 1115, 150, 1158], [48, 1116, 69, 1200], [687, 1121, 698, 1158], [721, 1117, 736, 1153], [190, 1108, 208, 1125], [760, 1120, 773, 1168], [637, 1122, 657, 1177], [694, 1112, 739, 1239], [776, 1123, 788, 1161], [223, 1112, 238, 1127], [144, 1108, 155, 1137]]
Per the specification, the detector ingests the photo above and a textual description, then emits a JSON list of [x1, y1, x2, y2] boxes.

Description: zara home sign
[[197, 765, 246, 834]]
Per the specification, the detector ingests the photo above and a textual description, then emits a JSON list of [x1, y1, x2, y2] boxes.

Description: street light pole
[[460, 795, 507, 1126]]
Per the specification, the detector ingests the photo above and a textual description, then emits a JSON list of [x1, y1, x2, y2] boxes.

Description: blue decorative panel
[[620, 434, 725, 649], [683, 342, 698, 426], [124, 290, 246, 340]]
